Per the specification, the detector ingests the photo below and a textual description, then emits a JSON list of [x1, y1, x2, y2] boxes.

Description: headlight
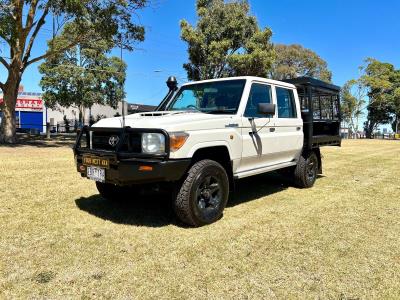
[[141, 133, 165, 154]]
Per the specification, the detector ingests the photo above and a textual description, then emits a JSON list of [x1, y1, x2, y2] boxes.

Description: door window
[[276, 87, 297, 118], [244, 83, 272, 118]]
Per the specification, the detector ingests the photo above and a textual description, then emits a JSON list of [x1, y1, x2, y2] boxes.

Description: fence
[[9, 123, 400, 140], [15, 122, 87, 136], [370, 133, 400, 140], [341, 132, 399, 140]]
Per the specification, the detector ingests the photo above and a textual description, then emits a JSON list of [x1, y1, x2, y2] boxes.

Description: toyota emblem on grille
[[108, 135, 120, 147]]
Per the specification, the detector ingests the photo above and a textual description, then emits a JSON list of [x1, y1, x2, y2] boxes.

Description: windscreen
[[167, 79, 246, 114]]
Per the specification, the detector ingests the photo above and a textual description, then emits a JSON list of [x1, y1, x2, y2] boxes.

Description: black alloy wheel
[[306, 153, 318, 183], [196, 175, 223, 216], [294, 151, 319, 188], [174, 159, 229, 226]]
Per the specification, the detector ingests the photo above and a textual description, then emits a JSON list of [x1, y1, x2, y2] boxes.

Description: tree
[[389, 70, 400, 133], [0, 0, 146, 143], [181, 0, 274, 81], [361, 58, 397, 138], [39, 32, 126, 126], [63, 115, 70, 132], [363, 102, 393, 138], [340, 78, 366, 138], [270, 44, 332, 82]]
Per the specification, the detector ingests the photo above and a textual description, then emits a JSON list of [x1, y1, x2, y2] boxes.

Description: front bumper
[[76, 156, 191, 185], [74, 126, 190, 185]]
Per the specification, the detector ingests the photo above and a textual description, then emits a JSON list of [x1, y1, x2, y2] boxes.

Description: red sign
[[16, 99, 43, 110], [0, 98, 43, 111]]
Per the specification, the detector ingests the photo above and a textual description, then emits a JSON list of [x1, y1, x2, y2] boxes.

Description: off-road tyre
[[174, 159, 229, 227], [96, 182, 128, 201], [294, 151, 319, 188]]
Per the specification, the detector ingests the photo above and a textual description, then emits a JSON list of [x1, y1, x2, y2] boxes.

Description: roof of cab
[[181, 76, 296, 89]]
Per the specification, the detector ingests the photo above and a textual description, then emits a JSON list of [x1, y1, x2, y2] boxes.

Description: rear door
[[272, 86, 303, 162]]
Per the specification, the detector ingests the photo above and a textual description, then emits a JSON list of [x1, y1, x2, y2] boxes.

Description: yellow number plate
[[82, 156, 110, 169]]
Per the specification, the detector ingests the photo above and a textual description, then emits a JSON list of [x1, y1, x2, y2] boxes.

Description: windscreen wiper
[[203, 109, 234, 114]]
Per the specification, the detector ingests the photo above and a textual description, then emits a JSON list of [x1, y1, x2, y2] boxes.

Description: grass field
[[0, 139, 399, 299]]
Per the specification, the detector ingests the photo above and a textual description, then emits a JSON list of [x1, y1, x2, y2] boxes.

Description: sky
[[1, 0, 399, 110]]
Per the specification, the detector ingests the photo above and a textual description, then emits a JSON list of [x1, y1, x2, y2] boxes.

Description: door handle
[[269, 128, 275, 132], [296, 127, 301, 131]]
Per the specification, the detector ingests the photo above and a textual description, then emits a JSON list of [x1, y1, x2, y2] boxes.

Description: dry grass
[[0, 139, 399, 299]]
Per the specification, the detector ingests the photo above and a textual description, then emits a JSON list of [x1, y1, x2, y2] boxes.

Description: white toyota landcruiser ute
[[74, 76, 341, 226]]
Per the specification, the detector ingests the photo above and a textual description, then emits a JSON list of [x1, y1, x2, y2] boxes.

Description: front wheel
[[174, 159, 229, 227], [294, 151, 319, 188]]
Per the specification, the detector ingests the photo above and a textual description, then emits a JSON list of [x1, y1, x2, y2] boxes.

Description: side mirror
[[257, 103, 275, 116]]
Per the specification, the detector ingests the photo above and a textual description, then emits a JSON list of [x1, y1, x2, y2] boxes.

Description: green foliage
[[271, 44, 332, 82], [181, 0, 274, 81], [361, 58, 400, 136], [0, 0, 146, 143], [0, 0, 146, 57], [340, 79, 366, 136], [39, 31, 126, 116]]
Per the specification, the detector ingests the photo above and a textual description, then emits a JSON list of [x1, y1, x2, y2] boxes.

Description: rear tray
[[312, 135, 341, 147], [284, 77, 342, 149]]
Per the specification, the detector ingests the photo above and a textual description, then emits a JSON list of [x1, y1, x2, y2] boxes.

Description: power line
[[0, 57, 189, 82], [42, 63, 126, 75]]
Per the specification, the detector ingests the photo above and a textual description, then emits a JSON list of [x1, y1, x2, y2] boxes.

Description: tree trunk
[[0, 80, 19, 144], [79, 105, 86, 127], [365, 121, 375, 139]]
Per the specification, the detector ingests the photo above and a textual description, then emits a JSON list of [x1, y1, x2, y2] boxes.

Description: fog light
[[79, 165, 86, 172]]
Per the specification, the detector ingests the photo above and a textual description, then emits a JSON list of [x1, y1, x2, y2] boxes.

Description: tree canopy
[[180, 0, 275, 81], [39, 32, 126, 124], [0, 0, 146, 143], [270, 44, 332, 82], [340, 78, 366, 137], [361, 58, 400, 136]]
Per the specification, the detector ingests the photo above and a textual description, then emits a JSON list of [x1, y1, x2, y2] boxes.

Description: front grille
[[91, 132, 141, 153], [129, 133, 141, 153], [74, 127, 169, 158], [92, 132, 122, 151]]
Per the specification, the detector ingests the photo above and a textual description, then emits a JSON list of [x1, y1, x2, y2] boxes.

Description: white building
[[0, 87, 128, 133], [46, 101, 128, 132]]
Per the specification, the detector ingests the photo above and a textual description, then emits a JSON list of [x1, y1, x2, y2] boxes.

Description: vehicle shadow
[[75, 172, 296, 228], [75, 193, 175, 228], [0, 134, 75, 148], [228, 172, 291, 207]]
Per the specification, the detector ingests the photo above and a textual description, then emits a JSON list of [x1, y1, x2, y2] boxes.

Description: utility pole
[[120, 38, 125, 128]]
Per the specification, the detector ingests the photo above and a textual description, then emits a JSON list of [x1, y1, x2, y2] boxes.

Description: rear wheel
[[174, 159, 229, 227], [294, 151, 319, 188], [96, 182, 128, 201]]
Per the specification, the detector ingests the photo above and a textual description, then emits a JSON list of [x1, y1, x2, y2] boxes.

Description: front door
[[238, 82, 278, 173]]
